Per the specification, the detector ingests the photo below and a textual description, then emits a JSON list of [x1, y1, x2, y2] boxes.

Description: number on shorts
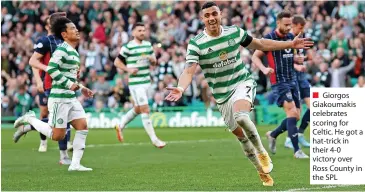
[[246, 86, 251, 94]]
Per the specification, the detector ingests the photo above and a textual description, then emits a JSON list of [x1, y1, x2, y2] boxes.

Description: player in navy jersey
[[282, 15, 311, 149], [252, 11, 309, 158], [13, 13, 73, 165]]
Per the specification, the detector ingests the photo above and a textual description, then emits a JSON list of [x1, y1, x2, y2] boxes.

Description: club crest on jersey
[[34, 42, 43, 49], [219, 51, 228, 60], [70, 69, 78, 74], [286, 92, 293, 100], [228, 39, 235, 46]]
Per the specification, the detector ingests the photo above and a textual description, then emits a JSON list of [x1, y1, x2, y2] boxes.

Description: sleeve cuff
[[66, 80, 74, 89]]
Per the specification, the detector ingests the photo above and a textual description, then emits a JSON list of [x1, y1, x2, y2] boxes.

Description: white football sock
[[238, 135, 263, 172], [28, 117, 53, 139], [71, 130, 88, 166], [141, 113, 158, 142], [40, 139, 47, 145], [234, 112, 267, 154], [23, 124, 32, 132], [119, 108, 137, 128], [60, 150, 68, 159]]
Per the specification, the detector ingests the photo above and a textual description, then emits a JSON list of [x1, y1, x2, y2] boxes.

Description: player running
[[114, 22, 166, 148], [13, 17, 93, 171], [283, 15, 311, 149], [165, 2, 313, 186], [251, 11, 309, 158], [14, 13, 73, 164]]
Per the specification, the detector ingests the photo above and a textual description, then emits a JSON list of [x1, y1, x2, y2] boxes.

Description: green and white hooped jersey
[[46, 42, 80, 102], [119, 40, 154, 87], [186, 25, 253, 104]]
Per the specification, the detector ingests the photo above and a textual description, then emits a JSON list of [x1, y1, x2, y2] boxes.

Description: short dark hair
[[277, 11, 292, 21], [52, 17, 72, 40], [132, 22, 145, 30], [201, 1, 218, 10], [292, 15, 306, 26], [50, 12, 66, 27]]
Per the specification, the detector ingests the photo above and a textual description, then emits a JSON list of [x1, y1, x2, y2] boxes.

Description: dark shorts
[[297, 79, 310, 99], [272, 81, 300, 109], [39, 89, 51, 106]]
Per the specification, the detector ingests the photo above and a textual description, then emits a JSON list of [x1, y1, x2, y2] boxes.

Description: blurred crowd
[[1, 1, 365, 117]]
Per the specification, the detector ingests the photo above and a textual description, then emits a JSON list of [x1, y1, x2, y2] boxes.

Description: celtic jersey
[[46, 42, 80, 102], [186, 25, 253, 104], [119, 40, 155, 87]]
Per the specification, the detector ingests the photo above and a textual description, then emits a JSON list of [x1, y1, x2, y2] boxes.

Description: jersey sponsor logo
[[34, 42, 43, 49], [228, 39, 236, 46], [283, 48, 293, 58], [213, 51, 237, 68]]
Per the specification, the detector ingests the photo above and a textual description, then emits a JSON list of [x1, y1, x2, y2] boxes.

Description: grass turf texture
[[2, 126, 364, 191]]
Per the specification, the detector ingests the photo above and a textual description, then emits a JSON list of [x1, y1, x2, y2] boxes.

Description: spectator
[[354, 75, 365, 88], [92, 72, 111, 105], [1, 1, 364, 114], [13, 84, 32, 117], [329, 59, 356, 87]]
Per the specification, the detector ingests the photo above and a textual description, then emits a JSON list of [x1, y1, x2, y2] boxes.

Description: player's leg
[[283, 84, 309, 158], [115, 107, 139, 142], [232, 127, 274, 186], [14, 103, 69, 142], [139, 104, 166, 148], [68, 100, 92, 171], [115, 87, 139, 142], [265, 85, 289, 154], [232, 80, 273, 173], [66, 125, 73, 151], [58, 122, 72, 165], [217, 91, 273, 186], [297, 87, 310, 147], [38, 91, 49, 152]]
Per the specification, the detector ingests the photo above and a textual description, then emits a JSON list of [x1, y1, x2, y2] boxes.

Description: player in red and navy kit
[[13, 13, 72, 165], [252, 11, 310, 159], [282, 15, 312, 149]]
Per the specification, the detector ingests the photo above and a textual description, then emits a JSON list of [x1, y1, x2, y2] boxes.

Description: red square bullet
[[313, 92, 319, 98]]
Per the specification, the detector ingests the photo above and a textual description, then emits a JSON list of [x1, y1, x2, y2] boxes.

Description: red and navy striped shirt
[[33, 35, 63, 89], [264, 30, 296, 85]]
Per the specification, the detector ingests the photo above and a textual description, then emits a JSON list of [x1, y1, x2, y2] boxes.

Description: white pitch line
[[287, 184, 356, 191], [54, 138, 234, 149]]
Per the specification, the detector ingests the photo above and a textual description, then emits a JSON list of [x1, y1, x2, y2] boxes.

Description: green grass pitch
[[1, 126, 364, 191]]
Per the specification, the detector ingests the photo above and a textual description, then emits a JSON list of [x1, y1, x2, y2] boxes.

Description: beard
[[136, 35, 145, 41], [278, 28, 289, 35]]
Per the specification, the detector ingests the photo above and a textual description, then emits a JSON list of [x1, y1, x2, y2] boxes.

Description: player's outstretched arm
[[165, 63, 197, 102], [47, 50, 78, 91], [247, 32, 314, 51]]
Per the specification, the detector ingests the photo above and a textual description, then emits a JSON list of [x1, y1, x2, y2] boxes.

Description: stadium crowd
[[1, 1, 365, 117]]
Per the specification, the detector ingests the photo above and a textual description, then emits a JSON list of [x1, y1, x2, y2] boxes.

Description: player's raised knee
[[140, 105, 150, 114], [233, 111, 252, 126], [52, 132, 66, 141]]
